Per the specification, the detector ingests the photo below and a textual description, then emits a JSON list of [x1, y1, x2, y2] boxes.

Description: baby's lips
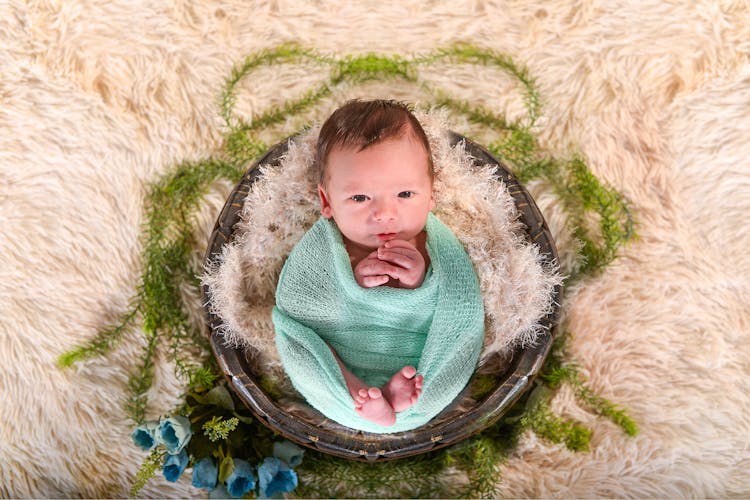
[[376, 232, 397, 242]]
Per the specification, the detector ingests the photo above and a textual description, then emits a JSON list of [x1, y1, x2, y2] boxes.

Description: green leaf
[[205, 385, 235, 411], [526, 382, 551, 410], [129, 448, 165, 497], [189, 385, 235, 411], [231, 412, 255, 425], [203, 416, 239, 442], [218, 456, 235, 484]]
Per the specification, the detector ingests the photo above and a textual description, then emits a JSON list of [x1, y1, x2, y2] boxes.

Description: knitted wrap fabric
[[272, 213, 485, 433]]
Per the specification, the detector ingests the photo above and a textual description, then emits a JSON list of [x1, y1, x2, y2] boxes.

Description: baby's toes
[[368, 387, 383, 399], [354, 389, 369, 405], [401, 366, 417, 379]]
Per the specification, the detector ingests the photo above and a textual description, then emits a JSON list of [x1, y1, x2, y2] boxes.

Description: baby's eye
[[398, 191, 414, 199], [350, 194, 368, 202]]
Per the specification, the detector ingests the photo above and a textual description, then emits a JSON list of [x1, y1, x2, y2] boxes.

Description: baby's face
[[318, 134, 435, 254]]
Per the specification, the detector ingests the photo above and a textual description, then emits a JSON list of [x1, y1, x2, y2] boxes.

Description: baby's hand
[[354, 250, 392, 288], [354, 240, 426, 289], [376, 239, 426, 289]]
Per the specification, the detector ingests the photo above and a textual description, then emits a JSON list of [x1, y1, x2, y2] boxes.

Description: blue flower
[[158, 415, 192, 454], [225, 459, 256, 498], [208, 484, 230, 499], [130, 421, 158, 451], [192, 457, 218, 491], [257, 457, 298, 498], [272, 440, 305, 467], [162, 449, 189, 482]]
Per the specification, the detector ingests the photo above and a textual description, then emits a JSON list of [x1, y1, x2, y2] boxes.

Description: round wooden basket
[[202, 131, 561, 462]]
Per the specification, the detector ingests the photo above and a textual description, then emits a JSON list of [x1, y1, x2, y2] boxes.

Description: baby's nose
[[373, 199, 397, 221]]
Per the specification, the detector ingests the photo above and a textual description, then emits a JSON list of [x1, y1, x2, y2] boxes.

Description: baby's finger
[[361, 275, 390, 287], [377, 249, 418, 269], [359, 259, 401, 277], [379, 244, 418, 257], [382, 239, 417, 251], [376, 262, 404, 281]]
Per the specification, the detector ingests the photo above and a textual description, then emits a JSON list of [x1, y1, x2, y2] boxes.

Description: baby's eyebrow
[[338, 181, 364, 191]]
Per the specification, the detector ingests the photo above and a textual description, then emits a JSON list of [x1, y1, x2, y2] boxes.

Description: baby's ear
[[318, 183, 333, 218]]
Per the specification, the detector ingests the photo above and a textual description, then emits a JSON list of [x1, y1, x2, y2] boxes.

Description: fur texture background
[[1, 1, 749, 497]]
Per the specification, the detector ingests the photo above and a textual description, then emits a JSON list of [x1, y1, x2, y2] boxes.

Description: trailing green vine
[[130, 448, 166, 497], [59, 43, 636, 496], [540, 337, 638, 436]]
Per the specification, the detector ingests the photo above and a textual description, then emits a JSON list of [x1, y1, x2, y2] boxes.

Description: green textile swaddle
[[272, 213, 485, 433]]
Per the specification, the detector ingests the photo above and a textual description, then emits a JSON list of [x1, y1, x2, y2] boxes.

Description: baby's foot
[[382, 366, 423, 412], [354, 387, 396, 426]]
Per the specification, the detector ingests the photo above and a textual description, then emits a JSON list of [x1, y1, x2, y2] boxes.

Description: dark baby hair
[[315, 99, 434, 184]]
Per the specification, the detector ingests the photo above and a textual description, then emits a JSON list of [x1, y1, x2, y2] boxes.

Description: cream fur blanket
[[2, 1, 749, 497]]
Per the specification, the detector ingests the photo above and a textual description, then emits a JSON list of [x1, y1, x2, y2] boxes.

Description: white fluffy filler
[[203, 111, 562, 383]]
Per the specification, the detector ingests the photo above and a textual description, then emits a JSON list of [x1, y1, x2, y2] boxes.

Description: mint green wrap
[[272, 214, 485, 433]]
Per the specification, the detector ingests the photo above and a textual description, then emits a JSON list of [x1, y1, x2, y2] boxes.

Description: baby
[[315, 99, 436, 425], [273, 99, 485, 432]]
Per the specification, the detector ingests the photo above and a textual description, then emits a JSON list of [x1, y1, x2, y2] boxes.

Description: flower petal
[[192, 457, 218, 491], [158, 415, 193, 454], [208, 484, 231, 499], [272, 440, 305, 467], [258, 457, 298, 497], [162, 449, 189, 482], [130, 421, 158, 451], [225, 459, 256, 498]]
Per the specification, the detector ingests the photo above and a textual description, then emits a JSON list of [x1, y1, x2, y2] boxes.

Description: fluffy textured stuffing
[[2, 1, 749, 497], [203, 120, 561, 387]]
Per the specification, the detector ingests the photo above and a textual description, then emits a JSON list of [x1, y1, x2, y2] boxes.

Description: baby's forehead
[[326, 136, 430, 165], [328, 146, 429, 171], [327, 167, 432, 194]]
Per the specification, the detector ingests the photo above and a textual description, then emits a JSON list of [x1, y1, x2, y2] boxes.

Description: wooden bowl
[[202, 131, 561, 462]]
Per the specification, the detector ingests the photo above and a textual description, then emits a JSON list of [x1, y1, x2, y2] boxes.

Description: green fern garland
[[60, 43, 637, 496], [130, 448, 165, 497]]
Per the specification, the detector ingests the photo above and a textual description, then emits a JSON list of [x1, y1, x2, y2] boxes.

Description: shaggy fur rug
[[2, 1, 749, 497]]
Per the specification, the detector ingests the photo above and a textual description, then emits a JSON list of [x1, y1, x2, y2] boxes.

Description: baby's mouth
[[376, 232, 397, 241]]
